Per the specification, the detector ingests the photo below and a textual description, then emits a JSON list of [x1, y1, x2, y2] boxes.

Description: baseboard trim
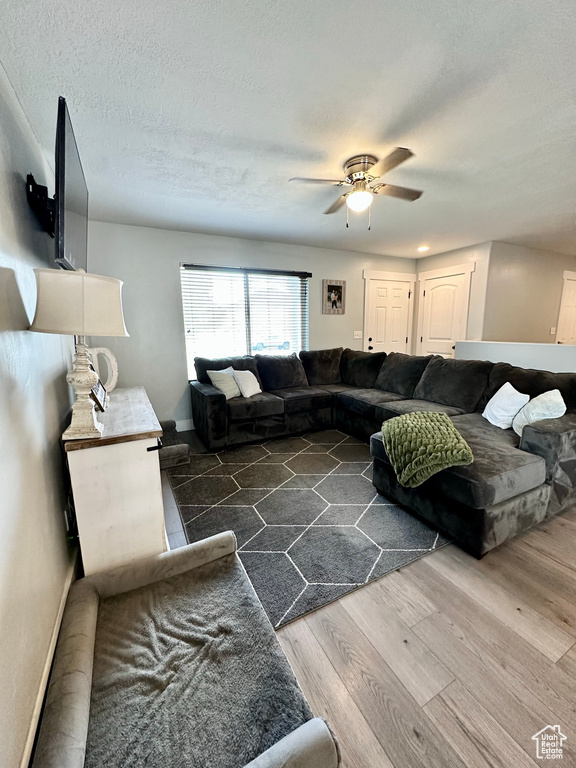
[[175, 419, 194, 432], [20, 546, 78, 768]]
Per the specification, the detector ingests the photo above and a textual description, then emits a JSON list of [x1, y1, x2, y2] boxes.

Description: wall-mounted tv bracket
[[26, 174, 55, 237]]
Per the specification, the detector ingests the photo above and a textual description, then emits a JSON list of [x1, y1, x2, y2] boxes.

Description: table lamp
[[29, 268, 129, 440]]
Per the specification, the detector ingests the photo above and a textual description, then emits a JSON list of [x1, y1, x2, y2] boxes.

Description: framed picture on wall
[[322, 279, 346, 315]]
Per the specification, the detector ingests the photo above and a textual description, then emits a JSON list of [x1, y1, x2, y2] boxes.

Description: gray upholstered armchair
[[32, 533, 339, 768]]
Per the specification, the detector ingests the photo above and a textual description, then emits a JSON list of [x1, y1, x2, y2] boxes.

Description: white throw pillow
[[512, 389, 566, 436], [233, 369, 262, 398], [207, 367, 241, 400], [482, 382, 530, 429]]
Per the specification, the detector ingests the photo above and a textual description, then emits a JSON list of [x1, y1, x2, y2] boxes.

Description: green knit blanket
[[381, 411, 474, 488]]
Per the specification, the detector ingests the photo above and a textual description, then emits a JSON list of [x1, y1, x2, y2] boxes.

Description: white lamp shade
[[29, 269, 129, 337]]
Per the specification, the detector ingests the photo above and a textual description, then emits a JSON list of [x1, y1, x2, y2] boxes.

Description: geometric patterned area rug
[[168, 429, 449, 628]]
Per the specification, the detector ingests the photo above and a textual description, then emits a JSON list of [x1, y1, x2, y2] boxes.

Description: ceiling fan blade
[[370, 147, 414, 178], [372, 183, 423, 202], [324, 195, 348, 214], [289, 177, 349, 186]]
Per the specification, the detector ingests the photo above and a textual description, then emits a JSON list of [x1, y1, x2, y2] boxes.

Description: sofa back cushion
[[375, 352, 433, 397], [256, 353, 309, 391], [299, 348, 343, 385], [479, 362, 576, 411], [195, 355, 261, 386], [340, 349, 387, 388], [413, 356, 493, 412]]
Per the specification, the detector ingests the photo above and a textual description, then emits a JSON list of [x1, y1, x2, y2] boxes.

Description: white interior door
[[556, 278, 576, 344], [419, 273, 468, 357], [365, 279, 412, 353]]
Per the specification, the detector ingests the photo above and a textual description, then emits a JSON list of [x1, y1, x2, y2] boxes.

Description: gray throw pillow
[[340, 349, 387, 388], [413, 357, 493, 413], [375, 352, 432, 396], [299, 348, 343, 385], [256, 353, 308, 391]]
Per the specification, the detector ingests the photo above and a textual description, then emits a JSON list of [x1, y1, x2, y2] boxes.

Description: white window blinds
[[180, 265, 310, 380]]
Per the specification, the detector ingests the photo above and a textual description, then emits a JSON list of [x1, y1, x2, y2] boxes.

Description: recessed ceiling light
[[417, 245, 429, 252]]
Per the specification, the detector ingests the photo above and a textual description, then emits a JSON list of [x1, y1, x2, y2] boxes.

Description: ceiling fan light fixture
[[346, 182, 373, 212]]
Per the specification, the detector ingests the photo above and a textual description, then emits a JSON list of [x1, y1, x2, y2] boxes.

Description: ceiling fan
[[290, 147, 423, 216]]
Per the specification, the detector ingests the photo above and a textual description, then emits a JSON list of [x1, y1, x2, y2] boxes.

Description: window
[[180, 265, 310, 379]]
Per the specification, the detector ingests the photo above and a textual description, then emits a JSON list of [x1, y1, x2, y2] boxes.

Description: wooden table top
[[64, 386, 162, 452]]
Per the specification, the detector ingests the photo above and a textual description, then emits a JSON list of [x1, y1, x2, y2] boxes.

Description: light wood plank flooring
[[278, 508, 576, 768]]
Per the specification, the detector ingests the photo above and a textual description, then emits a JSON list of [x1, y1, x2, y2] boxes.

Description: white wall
[[482, 242, 576, 343], [415, 242, 491, 343], [89, 221, 416, 428], [0, 69, 75, 766], [456, 340, 576, 372]]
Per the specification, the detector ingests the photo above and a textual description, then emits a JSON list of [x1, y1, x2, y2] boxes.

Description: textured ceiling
[[1, 0, 575, 257]]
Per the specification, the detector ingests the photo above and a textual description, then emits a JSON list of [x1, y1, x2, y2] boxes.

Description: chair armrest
[[85, 531, 237, 598], [243, 718, 340, 768], [190, 380, 227, 450], [32, 581, 99, 768], [520, 413, 576, 514]]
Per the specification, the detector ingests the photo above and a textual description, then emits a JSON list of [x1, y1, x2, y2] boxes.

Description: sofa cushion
[[227, 392, 284, 422], [340, 349, 387, 388], [269, 387, 332, 415], [376, 399, 465, 423], [256, 353, 308, 390], [413, 357, 493, 412], [314, 383, 357, 395], [375, 353, 433, 397], [195, 355, 262, 386], [299, 348, 343, 385], [450, 412, 520, 449], [371, 412, 546, 508], [434, 413, 546, 507], [479, 362, 576, 412], [337, 388, 405, 419]]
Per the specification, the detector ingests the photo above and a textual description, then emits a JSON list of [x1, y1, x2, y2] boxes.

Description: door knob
[[368, 337, 373, 342], [368, 345, 373, 351]]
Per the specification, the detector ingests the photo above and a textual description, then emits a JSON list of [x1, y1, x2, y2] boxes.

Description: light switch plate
[[550, 327, 557, 335], [353, 331, 362, 339]]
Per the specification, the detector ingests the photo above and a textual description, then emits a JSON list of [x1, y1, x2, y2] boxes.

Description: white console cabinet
[[65, 387, 167, 576]]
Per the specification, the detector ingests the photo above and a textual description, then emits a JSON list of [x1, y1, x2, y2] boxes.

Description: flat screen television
[[54, 97, 88, 271], [26, 97, 89, 270]]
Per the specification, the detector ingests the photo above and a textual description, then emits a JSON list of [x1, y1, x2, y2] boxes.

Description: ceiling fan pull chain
[[368, 204, 371, 231], [346, 206, 349, 228]]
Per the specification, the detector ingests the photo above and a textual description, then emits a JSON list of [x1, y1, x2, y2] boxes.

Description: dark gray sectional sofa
[[189, 348, 576, 557]]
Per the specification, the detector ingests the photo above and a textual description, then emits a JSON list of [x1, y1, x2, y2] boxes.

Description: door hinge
[[406, 336, 408, 343], [420, 336, 423, 342], [423, 290, 426, 297], [408, 290, 412, 298]]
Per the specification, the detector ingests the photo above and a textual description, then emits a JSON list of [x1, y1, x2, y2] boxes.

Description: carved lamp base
[[62, 336, 103, 441]]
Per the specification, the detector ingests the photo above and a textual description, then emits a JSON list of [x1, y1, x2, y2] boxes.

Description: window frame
[[180, 263, 311, 379]]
